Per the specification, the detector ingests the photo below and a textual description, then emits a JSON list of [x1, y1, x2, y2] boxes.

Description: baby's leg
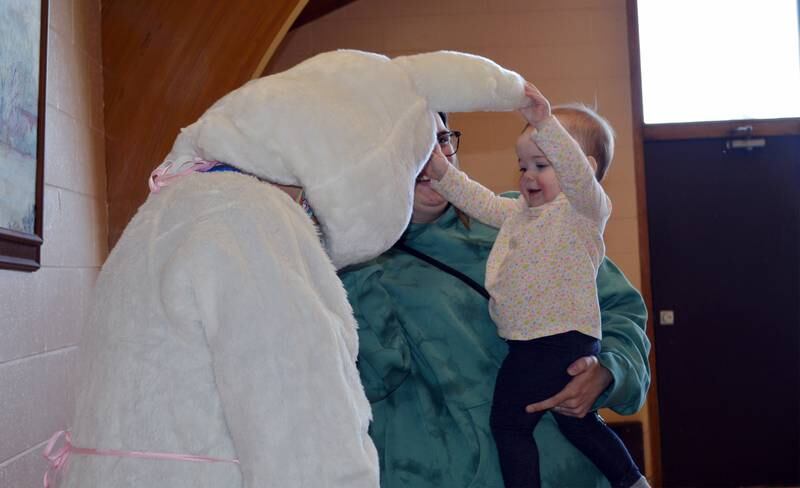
[[490, 336, 579, 488], [553, 399, 643, 488], [490, 357, 545, 488]]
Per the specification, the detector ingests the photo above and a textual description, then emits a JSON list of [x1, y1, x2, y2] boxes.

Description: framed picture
[[0, 0, 48, 271]]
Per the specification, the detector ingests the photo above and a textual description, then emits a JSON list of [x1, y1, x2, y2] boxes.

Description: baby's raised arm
[[522, 83, 611, 225], [427, 146, 517, 229]]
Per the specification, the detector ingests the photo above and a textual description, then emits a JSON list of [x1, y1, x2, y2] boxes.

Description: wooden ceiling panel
[[292, 0, 358, 29], [101, 0, 307, 246]]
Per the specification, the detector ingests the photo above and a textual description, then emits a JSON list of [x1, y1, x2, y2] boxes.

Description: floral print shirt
[[432, 116, 611, 340]]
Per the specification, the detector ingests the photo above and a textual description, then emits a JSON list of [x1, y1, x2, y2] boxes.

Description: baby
[[426, 82, 648, 488]]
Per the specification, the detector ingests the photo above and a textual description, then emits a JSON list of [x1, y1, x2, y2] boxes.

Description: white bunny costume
[[61, 50, 526, 488]]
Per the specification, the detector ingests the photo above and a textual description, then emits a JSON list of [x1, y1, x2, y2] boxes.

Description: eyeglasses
[[437, 130, 462, 157]]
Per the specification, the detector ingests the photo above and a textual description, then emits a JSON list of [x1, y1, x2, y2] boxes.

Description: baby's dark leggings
[[490, 331, 642, 488]]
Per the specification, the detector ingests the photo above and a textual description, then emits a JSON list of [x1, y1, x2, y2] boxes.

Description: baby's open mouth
[[416, 175, 431, 182]]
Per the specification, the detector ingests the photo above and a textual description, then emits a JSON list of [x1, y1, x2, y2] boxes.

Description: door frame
[[625, 1, 800, 486]]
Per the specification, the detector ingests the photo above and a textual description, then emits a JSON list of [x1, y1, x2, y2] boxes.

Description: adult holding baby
[[341, 100, 650, 486]]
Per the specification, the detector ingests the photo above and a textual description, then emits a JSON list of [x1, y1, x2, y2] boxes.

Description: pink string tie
[[42, 430, 239, 488], [148, 158, 221, 193]]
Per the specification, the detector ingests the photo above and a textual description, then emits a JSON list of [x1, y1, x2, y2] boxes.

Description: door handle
[[725, 125, 766, 151]]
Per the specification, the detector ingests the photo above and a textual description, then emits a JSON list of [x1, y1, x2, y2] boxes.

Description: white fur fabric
[[64, 175, 378, 488], [64, 50, 527, 488], [159, 49, 527, 269]]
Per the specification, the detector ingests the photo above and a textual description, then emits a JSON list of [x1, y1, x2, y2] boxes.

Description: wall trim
[[625, 0, 663, 485]]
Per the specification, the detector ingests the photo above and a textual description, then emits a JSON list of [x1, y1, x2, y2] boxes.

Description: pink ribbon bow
[[148, 158, 220, 193], [42, 430, 239, 488]]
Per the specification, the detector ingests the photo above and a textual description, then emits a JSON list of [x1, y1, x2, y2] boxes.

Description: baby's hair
[[551, 103, 615, 182]]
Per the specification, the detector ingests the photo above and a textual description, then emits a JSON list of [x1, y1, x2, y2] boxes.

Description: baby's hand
[[426, 144, 450, 181], [520, 81, 552, 128]]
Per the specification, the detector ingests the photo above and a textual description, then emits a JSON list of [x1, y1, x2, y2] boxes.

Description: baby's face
[[516, 127, 561, 207]]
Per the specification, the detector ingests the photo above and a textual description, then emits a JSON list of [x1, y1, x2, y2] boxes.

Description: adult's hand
[[525, 356, 612, 418]]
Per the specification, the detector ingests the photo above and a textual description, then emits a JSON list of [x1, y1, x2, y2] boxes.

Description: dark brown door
[[645, 134, 800, 487]]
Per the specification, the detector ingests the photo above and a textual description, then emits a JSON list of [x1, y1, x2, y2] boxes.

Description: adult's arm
[[593, 258, 651, 413], [526, 258, 650, 416], [340, 263, 412, 402]]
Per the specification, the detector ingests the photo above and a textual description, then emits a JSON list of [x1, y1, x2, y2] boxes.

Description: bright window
[[637, 0, 800, 124]]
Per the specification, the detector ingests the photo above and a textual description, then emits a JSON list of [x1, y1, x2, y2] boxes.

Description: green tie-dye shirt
[[340, 201, 650, 488]]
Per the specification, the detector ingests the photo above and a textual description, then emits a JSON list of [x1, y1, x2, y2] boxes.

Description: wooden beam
[[102, 0, 307, 247], [643, 118, 800, 141], [625, 0, 663, 485], [291, 0, 358, 29]]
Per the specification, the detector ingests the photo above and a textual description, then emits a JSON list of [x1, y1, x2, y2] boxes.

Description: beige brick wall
[[268, 0, 652, 477], [0, 0, 106, 485]]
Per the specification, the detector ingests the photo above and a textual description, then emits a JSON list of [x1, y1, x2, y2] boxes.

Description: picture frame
[[0, 0, 48, 271]]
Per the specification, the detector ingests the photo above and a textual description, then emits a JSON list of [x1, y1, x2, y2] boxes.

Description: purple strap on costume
[[42, 430, 239, 488]]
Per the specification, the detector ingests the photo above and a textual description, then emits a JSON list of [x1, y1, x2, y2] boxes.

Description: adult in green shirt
[[340, 114, 650, 488]]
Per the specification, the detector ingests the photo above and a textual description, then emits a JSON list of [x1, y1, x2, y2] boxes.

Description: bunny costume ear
[[157, 50, 527, 268]]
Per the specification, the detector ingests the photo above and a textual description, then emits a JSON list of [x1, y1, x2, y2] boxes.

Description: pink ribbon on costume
[[148, 158, 220, 193], [42, 430, 239, 488]]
